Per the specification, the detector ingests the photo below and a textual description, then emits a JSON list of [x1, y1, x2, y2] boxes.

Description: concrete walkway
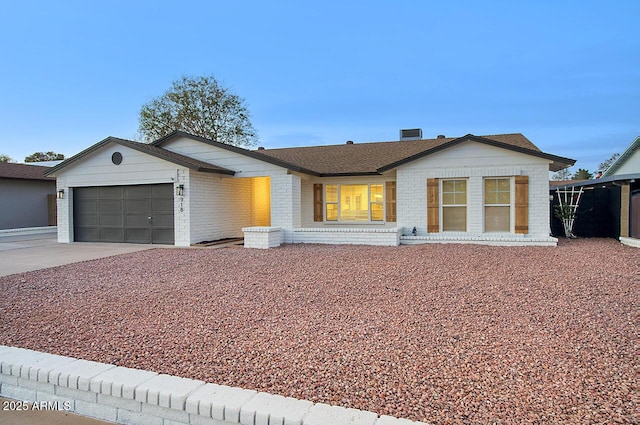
[[0, 234, 161, 277]]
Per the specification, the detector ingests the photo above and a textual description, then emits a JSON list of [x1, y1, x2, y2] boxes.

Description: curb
[[0, 345, 429, 425]]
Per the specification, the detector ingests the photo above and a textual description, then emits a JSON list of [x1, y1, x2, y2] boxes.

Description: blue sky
[[0, 0, 638, 174]]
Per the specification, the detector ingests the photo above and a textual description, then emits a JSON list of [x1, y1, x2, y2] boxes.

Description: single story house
[[45, 130, 575, 247], [0, 162, 56, 229], [551, 136, 639, 247]]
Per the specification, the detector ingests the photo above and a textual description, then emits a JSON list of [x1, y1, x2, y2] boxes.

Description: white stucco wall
[[395, 141, 552, 237]]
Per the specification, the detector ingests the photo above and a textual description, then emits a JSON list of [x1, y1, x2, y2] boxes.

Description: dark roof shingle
[[112, 139, 235, 174], [0, 162, 53, 181], [253, 133, 572, 175]]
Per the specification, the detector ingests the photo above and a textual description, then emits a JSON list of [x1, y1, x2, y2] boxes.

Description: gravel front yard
[[0, 239, 637, 424]]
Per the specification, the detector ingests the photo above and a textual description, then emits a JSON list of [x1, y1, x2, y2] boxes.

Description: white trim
[[323, 182, 387, 224], [401, 234, 557, 246], [482, 176, 515, 233], [619, 237, 640, 248], [439, 178, 468, 232]]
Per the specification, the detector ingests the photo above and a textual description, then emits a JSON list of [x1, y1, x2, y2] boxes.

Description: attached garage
[[74, 184, 174, 244], [46, 136, 238, 246]]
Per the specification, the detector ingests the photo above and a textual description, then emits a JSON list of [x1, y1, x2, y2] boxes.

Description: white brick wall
[[56, 180, 72, 243], [51, 138, 284, 246], [188, 172, 252, 244], [0, 345, 427, 425], [270, 174, 302, 243], [299, 176, 398, 228], [50, 135, 556, 248], [52, 143, 189, 244], [292, 228, 401, 246], [186, 173, 274, 245], [396, 141, 552, 239], [242, 227, 282, 249]]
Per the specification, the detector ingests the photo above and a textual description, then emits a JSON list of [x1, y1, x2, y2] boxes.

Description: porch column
[[270, 174, 301, 243]]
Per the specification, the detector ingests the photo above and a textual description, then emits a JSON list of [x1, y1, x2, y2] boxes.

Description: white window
[[484, 178, 511, 232], [441, 179, 467, 231], [324, 184, 384, 222]]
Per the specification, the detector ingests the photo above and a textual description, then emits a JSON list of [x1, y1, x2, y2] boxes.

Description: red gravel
[[0, 239, 637, 424]]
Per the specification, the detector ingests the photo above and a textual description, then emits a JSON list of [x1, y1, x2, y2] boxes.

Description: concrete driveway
[[0, 233, 161, 277]]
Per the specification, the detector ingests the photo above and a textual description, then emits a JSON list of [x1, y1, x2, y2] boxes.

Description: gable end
[[152, 130, 320, 176], [377, 134, 575, 173]]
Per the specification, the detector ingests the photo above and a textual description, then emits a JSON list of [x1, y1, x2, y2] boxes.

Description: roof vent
[[400, 128, 422, 140], [257, 147, 265, 150], [346, 140, 354, 144], [437, 134, 446, 139]]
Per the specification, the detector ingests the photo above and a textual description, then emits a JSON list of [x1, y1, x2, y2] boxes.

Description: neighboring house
[[45, 130, 574, 247], [0, 162, 56, 229], [602, 136, 640, 177], [551, 136, 639, 246]]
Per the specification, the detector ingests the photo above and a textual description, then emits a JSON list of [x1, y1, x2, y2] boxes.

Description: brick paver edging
[[0, 345, 428, 425]]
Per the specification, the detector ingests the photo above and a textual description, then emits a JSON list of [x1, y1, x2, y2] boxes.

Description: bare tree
[[552, 168, 572, 181], [598, 153, 620, 173]]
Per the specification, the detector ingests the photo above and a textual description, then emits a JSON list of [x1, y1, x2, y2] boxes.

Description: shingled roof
[[0, 162, 54, 181], [45, 131, 576, 179], [45, 137, 235, 176], [254, 133, 574, 175]]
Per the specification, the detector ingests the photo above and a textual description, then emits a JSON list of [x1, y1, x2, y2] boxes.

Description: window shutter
[[385, 182, 397, 222], [313, 183, 323, 222], [515, 175, 529, 234], [427, 178, 439, 233]]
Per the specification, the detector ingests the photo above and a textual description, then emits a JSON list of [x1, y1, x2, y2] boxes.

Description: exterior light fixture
[[176, 184, 184, 196], [57, 189, 64, 199]]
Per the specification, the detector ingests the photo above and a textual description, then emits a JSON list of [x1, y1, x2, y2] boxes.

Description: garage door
[[74, 184, 174, 244]]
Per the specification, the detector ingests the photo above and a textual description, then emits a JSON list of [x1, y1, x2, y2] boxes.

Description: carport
[[550, 173, 640, 242]]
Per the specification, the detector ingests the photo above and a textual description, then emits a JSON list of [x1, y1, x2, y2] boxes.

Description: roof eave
[[115, 141, 237, 175], [317, 171, 382, 177], [152, 130, 319, 176], [550, 173, 640, 190], [196, 167, 235, 175], [44, 137, 237, 177], [548, 158, 576, 172], [602, 136, 640, 177], [377, 134, 576, 173], [0, 175, 54, 182], [44, 137, 114, 177]]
